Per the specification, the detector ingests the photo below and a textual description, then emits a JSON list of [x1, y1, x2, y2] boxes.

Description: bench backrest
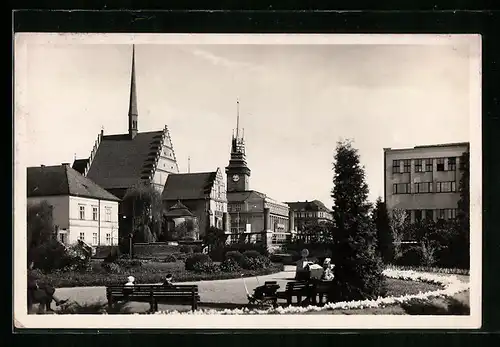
[[106, 285, 198, 295], [285, 281, 310, 291]]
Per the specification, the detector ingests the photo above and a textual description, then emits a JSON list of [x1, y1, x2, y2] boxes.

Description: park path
[[55, 265, 297, 312]]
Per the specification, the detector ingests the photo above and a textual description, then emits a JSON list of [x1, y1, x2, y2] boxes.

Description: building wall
[[384, 144, 468, 223], [69, 196, 119, 246], [152, 131, 180, 192]]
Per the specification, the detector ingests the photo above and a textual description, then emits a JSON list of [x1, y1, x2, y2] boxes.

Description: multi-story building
[[383, 142, 469, 223], [161, 168, 228, 239], [225, 101, 293, 247], [27, 164, 120, 246], [286, 200, 333, 232]]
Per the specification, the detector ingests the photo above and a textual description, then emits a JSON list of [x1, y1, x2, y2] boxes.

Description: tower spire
[[128, 44, 138, 139], [236, 98, 240, 140]]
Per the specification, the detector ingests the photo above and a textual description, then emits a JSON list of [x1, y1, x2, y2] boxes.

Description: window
[[392, 160, 401, 174], [402, 159, 411, 173], [105, 207, 112, 222], [106, 233, 111, 245], [424, 209, 434, 221], [92, 233, 98, 245], [79, 205, 85, 220], [448, 157, 457, 171], [234, 204, 242, 212], [425, 158, 433, 172], [92, 206, 98, 221], [437, 158, 445, 171], [393, 183, 410, 194], [436, 181, 457, 193], [79, 232, 85, 241], [415, 159, 423, 172], [436, 209, 446, 220], [414, 210, 423, 222], [415, 182, 433, 193], [447, 209, 457, 220]]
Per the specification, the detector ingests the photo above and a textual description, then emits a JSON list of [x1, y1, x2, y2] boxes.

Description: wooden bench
[[106, 284, 200, 312], [276, 281, 314, 305]]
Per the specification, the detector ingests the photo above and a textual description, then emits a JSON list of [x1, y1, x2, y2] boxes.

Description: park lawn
[[35, 260, 284, 288]]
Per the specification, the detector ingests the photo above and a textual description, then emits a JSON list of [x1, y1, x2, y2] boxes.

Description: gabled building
[[72, 45, 179, 199], [27, 164, 120, 246], [162, 168, 228, 239], [286, 200, 334, 232]]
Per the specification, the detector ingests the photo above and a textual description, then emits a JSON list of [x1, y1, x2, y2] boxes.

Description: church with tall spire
[[72, 45, 180, 199]]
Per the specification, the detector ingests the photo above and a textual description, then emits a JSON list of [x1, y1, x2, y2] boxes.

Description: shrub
[[191, 261, 220, 274], [193, 245, 203, 253], [30, 239, 69, 272], [287, 250, 301, 261], [101, 262, 121, 274], [242, 250, 261, 259], [241, 255, 271, 270], [163, 254, 177, 263], [394, 246, 423, 267], [104, 246, 121, 263], [225, 251, 245, 265], [180, 245, 194, 254], [219, 258, 242, 273], [185, 253, 212, 271], [114, 259, 143, 269]]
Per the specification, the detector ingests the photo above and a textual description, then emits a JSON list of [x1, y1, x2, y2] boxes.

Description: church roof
[[162, 172, 217, 200], [27, 164, 120, 201], [286, 200, 331, 212], [75, 130, 167, 190], [226, 190, 267, 202]]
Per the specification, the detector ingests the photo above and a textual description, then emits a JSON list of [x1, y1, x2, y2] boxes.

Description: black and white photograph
[[14, 33, 481, 329]]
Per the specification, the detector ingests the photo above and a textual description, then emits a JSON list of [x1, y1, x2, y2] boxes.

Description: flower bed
[[36, 261, 284, 288], [386, 264, 469, 276], [152, 268, 469, 315]]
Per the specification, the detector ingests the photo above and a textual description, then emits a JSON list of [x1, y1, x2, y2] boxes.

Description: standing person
[[295, 248, 312, 281]]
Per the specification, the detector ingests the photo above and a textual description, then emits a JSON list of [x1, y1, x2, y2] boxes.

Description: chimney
[[40, 165, 45, 168], [62, 163, 70, 167]]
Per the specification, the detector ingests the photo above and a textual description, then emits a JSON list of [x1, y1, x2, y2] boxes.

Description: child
[[125, 276, 135, 286]]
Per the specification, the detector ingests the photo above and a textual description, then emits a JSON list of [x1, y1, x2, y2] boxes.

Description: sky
[[16, 35, 479, 209]]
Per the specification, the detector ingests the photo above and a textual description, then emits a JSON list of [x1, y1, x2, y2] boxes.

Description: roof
[[27, 165, 120, 201], [226, 190, 267, 203], [384, 142, 470, 152], [286, 200, 332, 212], [164, 200, 194, 218], [78, 130, 166, 190], [162, 172, 217, 200], [72, 159, 89, 175]]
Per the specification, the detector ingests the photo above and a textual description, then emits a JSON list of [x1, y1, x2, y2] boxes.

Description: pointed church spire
[[236, 98, 240, 140], [128, 44, 138, 139]]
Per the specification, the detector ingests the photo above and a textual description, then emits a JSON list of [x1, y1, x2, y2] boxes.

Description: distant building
[[72, 46, 179, 199], [225, 101, 292, 247], [286, 200, 333, 233], [161, 168, 228, 240], [383, 142, 469, 223], [27, 164, 120, 246]]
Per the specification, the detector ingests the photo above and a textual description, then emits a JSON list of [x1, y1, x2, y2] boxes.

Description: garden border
[[152, 269, 470, 315]]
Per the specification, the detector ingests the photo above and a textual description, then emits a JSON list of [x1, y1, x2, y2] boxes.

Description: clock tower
[[225, 100, 251, 192]]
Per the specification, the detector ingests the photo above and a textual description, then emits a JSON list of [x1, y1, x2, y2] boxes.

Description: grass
[[34, 260, 284, 288], [384, 277, 441, 297], [386, 264, 470, 276]]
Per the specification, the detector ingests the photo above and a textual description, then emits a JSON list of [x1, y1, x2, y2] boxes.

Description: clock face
[[232, 175, 240, 182]]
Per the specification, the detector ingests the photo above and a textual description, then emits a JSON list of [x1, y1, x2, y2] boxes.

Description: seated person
[[28, 262, 68, 312], [125, 276, 135, 286], [295, 249, 313, 281], [162, 274, 174, 286], [321, 258, 335, 281]]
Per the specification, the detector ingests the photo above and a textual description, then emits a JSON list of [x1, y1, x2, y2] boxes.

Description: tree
[[27, 200, 55, 254], [329, 139, 386, 302], [203, 226, 227, 253], [373, 197, 394, 264], [122, 181, 163, 241], [390, 208, 409, 261], [455, 150, 470, 268]]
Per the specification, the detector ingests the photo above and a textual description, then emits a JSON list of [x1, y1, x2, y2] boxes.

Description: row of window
[[392, 157, 458, 174], [78, 232, 113, 246], [228, 204, 242, 212], [294, 211, 332, 219], [78, 205, 112, 222], [406, 208, 458, 221], [393, 181, 457, 194]]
